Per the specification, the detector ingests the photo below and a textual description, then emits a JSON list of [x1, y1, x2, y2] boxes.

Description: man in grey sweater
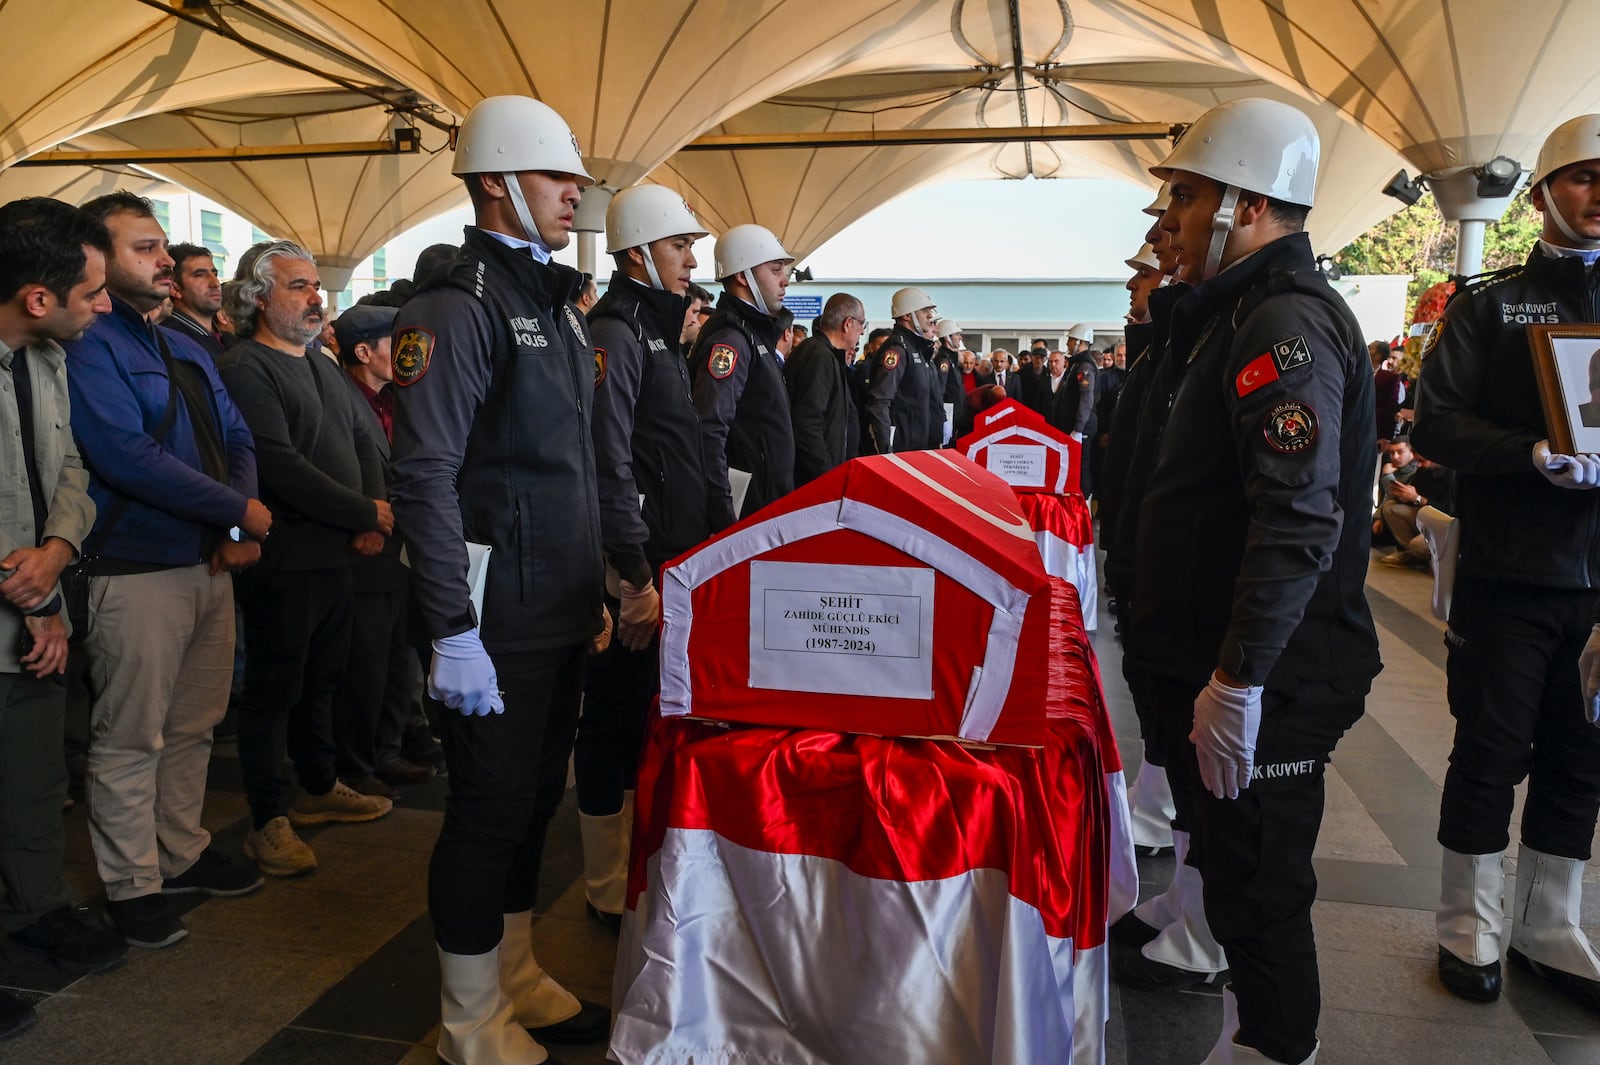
[[218, 241, 394, 877]]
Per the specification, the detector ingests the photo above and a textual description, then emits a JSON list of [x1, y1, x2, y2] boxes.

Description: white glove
[[429, 630, 503, 717], [1189, 673, 1264, 800], [1533, 440, 1600, 489], [617, 578, 661, 652], [1581, 624, 1600, 725], [1070, 431, 1085, 444], [590, 603, 613, 655]]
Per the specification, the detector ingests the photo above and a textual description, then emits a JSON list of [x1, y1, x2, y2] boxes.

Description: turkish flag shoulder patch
[[1234, 352, 1280, 398]]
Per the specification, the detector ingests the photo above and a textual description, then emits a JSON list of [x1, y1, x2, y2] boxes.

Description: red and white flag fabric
[[1016, 491, 1098, 633], [610, 579, 1131, 1065]]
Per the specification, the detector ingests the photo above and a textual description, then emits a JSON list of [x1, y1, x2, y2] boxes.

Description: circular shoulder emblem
[[708, 343, 738, 380], [882, 348, 901, 370], [593, 347, 607, 386], [1264, 401, 1317, 453]]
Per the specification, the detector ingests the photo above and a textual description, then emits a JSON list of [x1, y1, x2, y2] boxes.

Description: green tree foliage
[[1333, 192, 1543, 320]]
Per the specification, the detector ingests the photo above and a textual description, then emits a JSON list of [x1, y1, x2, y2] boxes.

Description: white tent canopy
[[1, 1, 1594, 270]]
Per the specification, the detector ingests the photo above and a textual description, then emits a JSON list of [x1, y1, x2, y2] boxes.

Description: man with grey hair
[[785, 291, 863, 484], [219, 240, 394, 878]]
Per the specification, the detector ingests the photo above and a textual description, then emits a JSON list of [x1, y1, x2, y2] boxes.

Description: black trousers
[[1439, 579, 1600, 859], [333, 584, 419, 778], [1155, 674, 1364, 1065], [1121, 642, 1171, 771], [574, 615, 656, 816], [236, 566, 352, 827], [429, 642, 585, 954]]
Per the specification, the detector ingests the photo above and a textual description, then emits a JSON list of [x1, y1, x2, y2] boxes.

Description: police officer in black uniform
[[932, 317, 966, 443], [576, 184, 711, 928], [1129, 99, 1381, 1065], [863, 287, 944, 453], [688, 223, 795, 532], [387, 95, 610, 1065], [1415, 114, 1600, 1011]]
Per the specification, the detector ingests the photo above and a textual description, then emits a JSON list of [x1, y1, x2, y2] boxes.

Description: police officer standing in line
[[688, 223, 795, 531], [1415, 114, 1600, 1010], [577, 185, 710, 928], [1127, 99, 1381, 1065], [388, 95, 611, 1065], [863, 287, 944, 453], [1110, 207, 1234, 991], [932, 316, 966, 443], [1061, 323, 1100, 445]]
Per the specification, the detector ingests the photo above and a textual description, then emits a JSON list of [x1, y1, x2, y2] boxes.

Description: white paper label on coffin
[[749, 561, 935, 698], [987, 443, 1047, 488]]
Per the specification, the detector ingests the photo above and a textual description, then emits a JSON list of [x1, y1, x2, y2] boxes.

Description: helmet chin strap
[[741, 268, 772, 315], [1202, 184, 1241, 281], [503, 173, 554, 264], [639, 244, 665, 291], [1543, 179, 1600, 250]]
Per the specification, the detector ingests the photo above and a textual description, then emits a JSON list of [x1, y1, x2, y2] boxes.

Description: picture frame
[[1529, 323, 1600, 456]]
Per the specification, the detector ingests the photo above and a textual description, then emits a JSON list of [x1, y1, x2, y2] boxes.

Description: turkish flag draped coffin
[[958, 398, 1082, 496], [610, 575, 1129, 1065], [658, 450, 1052, 747]]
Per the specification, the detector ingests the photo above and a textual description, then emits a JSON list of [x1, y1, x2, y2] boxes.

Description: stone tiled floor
[[2, 552, 1597, 1063]]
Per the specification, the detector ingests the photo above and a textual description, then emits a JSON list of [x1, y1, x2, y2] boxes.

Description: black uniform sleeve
[[865, 346, 902, 454], [1071, 363, 1097, 435], [1217, 298, 1354, 686], [389, 288, 495, 639], [786, 342, 833, 483], [1412, 301, 1541, 474], [928, 360, 948, 447], [692, 329, 752, 532], [590, 316, 651, 585]]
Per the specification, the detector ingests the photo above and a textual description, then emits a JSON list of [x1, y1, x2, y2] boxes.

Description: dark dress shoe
[[1438, 946, 1501, 1002], [1110, 910, 1161, 949], [1112, 940, 1228, 992], [376, 757, 437, 787], [1508, 946, 1600, 1010], [526, 999, 611, 1044], [586, 900, 622, 932], [0, 991, 37, 1040]]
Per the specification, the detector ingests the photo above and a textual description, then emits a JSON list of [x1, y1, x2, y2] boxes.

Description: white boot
[[579, 810, 628, 917], [437, 946, 545, 1065], [499, 911, 583, 1029], [1142, 844, 1228, 977], [1438, 849, 1505, 962], [1127, 763, 1176, 852], [1200, 987, 1319, 1064], [1508, 844, 1600, 1007], [1132, 830, 1191, 934]]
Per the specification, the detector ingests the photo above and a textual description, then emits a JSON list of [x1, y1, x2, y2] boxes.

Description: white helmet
[[1125, 244, 1161, 272], [1533, 115, 1600, 187], [1150, 98, 1319, 208], [1532, 115, 1600, 249], [713, 224, 793, 280], [1142, 183, 1170, 217], [1067, 322, 1094, 343], [891, 286, 936, 318], [935, 317, 962, 340], [453, 96, 593, 184], [605, 185, 708, 253], [714, 224, 793, 315]]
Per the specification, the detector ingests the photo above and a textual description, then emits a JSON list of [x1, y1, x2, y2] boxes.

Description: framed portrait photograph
[[1530, 324, 1600, 455]]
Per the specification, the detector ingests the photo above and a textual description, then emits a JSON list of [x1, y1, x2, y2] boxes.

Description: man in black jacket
[[1127, 99, 1380, 1065], [1418, 114, 1600, 1012], [785, 292, 864, 483], [388, 95, 611, 1065], [578, 184, 710, 926], [689, 223, 795, 531]]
